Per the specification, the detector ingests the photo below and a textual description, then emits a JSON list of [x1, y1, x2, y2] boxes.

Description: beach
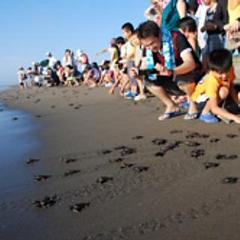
[[1, 85, 240, 240]]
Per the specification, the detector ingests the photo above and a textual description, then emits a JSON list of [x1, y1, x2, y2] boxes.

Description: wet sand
[[0, 84, 240, 240]]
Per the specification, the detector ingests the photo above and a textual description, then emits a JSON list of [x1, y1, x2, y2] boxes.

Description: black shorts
[[175, 71, 203, 85], [145, 75, 185, 96], [145, 71, 203, 96]]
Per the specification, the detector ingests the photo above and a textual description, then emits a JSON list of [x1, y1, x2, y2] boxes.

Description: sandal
[[184, 112, 199, 120], [199, 113, 219, 123], [158, 110, 181, 121]]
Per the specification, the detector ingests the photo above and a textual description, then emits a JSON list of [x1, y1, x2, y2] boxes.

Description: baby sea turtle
[[155, 151, 165, 157], [120, 162, 135, 169], [34, 175, 51, 182], [64, 158, 77, 164], [183, 141, 201, 147], [96, 176, 114, 184], [133, 166, 149, 173], [170, 130, 183, 134], [33, 195, 59, 209], [215, 154, 238, 160], [203, 162, 220, 169], [120, 147, 136, 156], [190, 149, 205, 158], [26, 158, 40, 165], [70, 202, 90, 213], [101, 149, 112, 155], [109, 158, 124, 163], [152, 138, 167, 146], [64, 169, 81, 177], [132, 136, 144, 140], [222, 177, 238, 184], [210, 138, 220, 143], [226, 134, 238, 139]]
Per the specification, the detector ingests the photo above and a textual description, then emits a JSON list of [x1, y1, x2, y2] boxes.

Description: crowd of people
[[17, 0, 240, 123]]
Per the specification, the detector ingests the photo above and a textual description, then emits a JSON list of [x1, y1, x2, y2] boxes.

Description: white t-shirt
[[195, 4, 208, 49], [17, 70, 26, 83], [48, 56, 57, 68]]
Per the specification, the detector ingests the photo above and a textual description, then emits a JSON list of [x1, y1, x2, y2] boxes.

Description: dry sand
[[0, 85, 240, 240]]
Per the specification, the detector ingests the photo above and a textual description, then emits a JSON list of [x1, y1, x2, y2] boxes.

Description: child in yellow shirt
[[191, 49, 240, 123]]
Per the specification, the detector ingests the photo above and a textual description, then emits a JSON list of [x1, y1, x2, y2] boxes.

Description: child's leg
[[120, 74, 130, 95], [136, 78, 145, 97], [219, 86, 229, 100], [178, 82, 198, 114], [202, 86, 229, 114]]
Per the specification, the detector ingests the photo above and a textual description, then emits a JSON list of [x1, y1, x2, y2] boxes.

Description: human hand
[[129, 67, 139, 78], [224, 21, 240, 33], [201, 26, 206, 32], [155, 63, 172, 76], [204, 22, 217, 31]]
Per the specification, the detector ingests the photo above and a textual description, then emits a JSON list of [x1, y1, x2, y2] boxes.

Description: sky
[[0, 0, 149, 85]]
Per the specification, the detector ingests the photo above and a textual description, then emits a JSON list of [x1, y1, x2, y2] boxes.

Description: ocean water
[[0, 86, 40, 199]]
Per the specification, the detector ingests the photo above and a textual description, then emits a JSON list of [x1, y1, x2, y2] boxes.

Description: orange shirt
[[192, 67, 236, 102]]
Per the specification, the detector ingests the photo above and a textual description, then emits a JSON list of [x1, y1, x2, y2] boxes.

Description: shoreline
[[1, 85, 240, 240]]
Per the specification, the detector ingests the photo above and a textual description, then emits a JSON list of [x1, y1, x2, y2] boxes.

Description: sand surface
[[0, 85, 240, 240]]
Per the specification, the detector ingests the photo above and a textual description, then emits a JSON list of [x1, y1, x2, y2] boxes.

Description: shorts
[[145, 75, 185, 96], [145, 71, 203, 96], [127, 60, 137, 85], [175, 71, 203, 85], [67, 76, 76, 81]]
